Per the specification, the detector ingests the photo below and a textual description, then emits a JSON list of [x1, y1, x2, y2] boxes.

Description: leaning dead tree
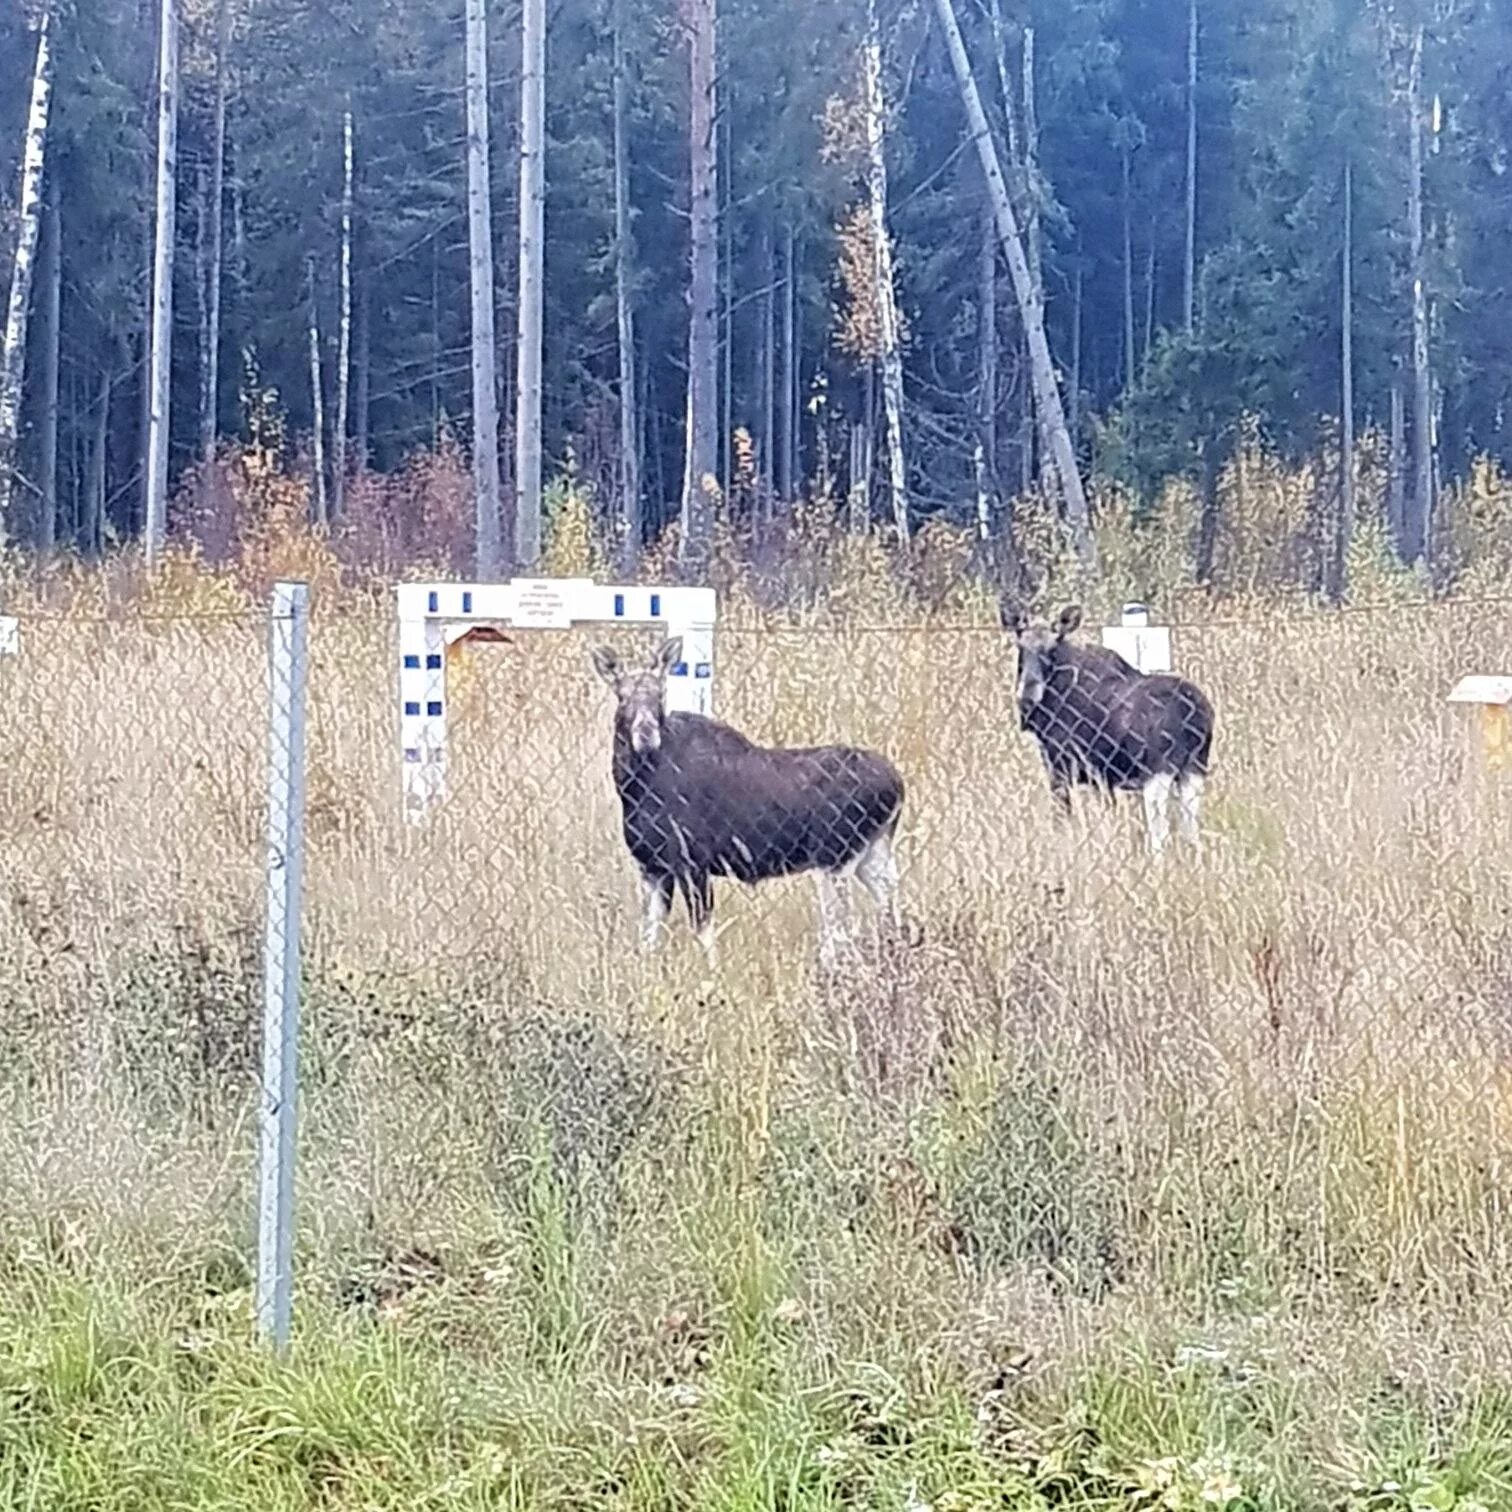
[[144, 0, 180, 562], [0, 5, 56, 538], [930, 0, 1095, 571]]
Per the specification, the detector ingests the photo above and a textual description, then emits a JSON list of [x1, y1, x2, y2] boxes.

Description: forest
[[1, 0, 1510, 595]]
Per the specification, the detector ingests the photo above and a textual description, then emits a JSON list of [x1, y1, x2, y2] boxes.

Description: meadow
[[0, 448, 1511, 1508]]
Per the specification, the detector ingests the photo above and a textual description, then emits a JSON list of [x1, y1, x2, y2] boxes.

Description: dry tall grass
[[2, 447, 1512, 1507]]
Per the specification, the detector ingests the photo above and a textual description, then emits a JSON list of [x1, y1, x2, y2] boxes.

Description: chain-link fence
[[2, 585, 1510, 1334]]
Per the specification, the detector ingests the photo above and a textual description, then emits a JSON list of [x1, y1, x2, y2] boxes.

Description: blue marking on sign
[[695, 662, 711, 678], [670, 662, 688, 676], [614, 593, 625, 617], [403, 748, 421, 763], [427, 701, 443, 717], [426, 653, 442, 669], [403, 654, 420, 669], [462, 591, 473, 614], [404, 701, 420, 716], [427, 590, 439, 613], [650, 593, 662, 617]]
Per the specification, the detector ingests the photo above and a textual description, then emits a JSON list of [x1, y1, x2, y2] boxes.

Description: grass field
[[1, 485, 1511, 1507]]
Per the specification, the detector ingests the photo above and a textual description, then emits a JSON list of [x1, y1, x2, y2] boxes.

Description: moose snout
[[630, 711, 662, 752]]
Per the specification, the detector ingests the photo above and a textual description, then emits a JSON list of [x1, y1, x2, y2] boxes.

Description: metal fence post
[[257, 580, 310, 1352]]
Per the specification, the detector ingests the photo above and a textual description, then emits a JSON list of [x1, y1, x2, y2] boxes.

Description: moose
[[1002, 604, 1215, 856], [590, 636, 905, 967]]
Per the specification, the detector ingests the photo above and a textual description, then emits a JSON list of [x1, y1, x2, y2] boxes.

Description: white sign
[[1447, 675, 1512, 707], [509, 577, 590, 630]]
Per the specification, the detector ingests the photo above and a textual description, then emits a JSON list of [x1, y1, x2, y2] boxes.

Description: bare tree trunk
[[931, 0, 1094, 568], [1069, 262, 1082, 447], [1022, 26, 1042, 319], [513, 0, 544, 568], [332, 108, 353, 519], [976, 206, 997, 541], [612, 0, 641, 566], [1406, 25, 1432, 566], [759, 223, 774, 527], [720, 110, 733, 501], [678, 0, 718, 573], [1388, 374, 1405, 547], [863, 0, 908, 543], [1121, 147, 1134, 388], [144, 0, 179, 561], [36, 191, 60, 553], [0, 7, 55, 536], [306, 260, 327, 526], [465, 0, 503, 572], [1334, 155, 1354, 602], [354, 275, 369, 470], [779, 225, 794, 503], [1183, 0, 1198, 333], [86, 361, 111, 558], [199, 0, 229, 501]]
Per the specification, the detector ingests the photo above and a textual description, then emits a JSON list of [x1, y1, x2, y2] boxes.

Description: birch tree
[[1406, 24, 1432, 565], [612, 0, 640, 566], [863, 0, 908, 543], [466, 0, 503, 574], [332, 108, 354, 519], [199, 0, 231, 501], [931, 0, 1094, 569], [307, 259, 327, 525], [515, 0, 546, 568], [0, 5, 55, 537], [679, 0, 718, 573], [1184, 0, 1198, 333], [144, 0, 180, 562]]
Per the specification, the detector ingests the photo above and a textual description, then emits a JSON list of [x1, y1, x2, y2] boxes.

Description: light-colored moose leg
[[640, 873, 672, 952], [815, 869, 853, 971], [1176, 771, 1205, 849], [1142, 772, 1175, 859], [855, 829, 901, 927]]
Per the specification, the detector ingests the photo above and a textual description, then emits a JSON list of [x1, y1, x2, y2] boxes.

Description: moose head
[[1000, 603, 1082, 713], [591, 636, 682, 754]]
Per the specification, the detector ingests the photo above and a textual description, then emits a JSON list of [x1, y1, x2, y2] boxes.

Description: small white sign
[[1447, 675, 1512, 707], [509, 577, 589, 630], [0, 616, 18, 656], [1102, 624, 1171, 674]]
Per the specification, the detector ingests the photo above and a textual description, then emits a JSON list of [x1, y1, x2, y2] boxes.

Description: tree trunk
[[1121, 147, 1134, 388], [931, 0, 1094, 569], [1183, 0, 1198, 333], [1022, 26, 1042, 319], [0, 7, 55, 536], [36, 191, 61, 554], [513, 0, 544, 568], [1406, 25, 1432, 566], [464, 0, 503, 572], [200, 0, 229, 499], [1069, 262, 1082, 448], [864, 0, 908, 543], [354, 274, 370, 470], [1387, 374, 1405, 548], [1143, 221, 1157, 363], [758, 222, 774, 528], [612, 0, 641, 566], [978, 204, 997, 497], [779, 225, 795, 503], [85, 362, 112, 559], [144, 0, 179, 561], [307, 261, 327, 525], [1334, 155, 1354, 603], [332, 109, 353, 519], [720, 109, 733, 501], [678, 0, 718, 573]]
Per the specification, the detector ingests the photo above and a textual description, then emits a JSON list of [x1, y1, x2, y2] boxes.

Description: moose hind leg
[[855, 830, 900, 926], [815, 869, 853, 970], [686, 872, 718, 968], [640, 872, 673, 952], [1176, 771, 1205, 848], [1142, 772, 1175, 858]]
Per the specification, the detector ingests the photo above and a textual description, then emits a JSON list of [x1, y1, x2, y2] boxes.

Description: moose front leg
[[639, 872, 673, 952]]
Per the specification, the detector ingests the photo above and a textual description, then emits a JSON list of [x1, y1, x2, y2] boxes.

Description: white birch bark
[[514, 0, 545, 567], [144, 0, 179, 561], [332, 109, 353, 519], [307, 261, 327, 526], [612, 0, 641, 566], [0, 7, 55, 536]]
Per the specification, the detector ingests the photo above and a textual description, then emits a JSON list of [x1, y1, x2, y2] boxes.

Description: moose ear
[[999, 602, 1028, 635], [654, 636, 684, 675], [590, 645, 620, 685], [1056, 605, 1083, 638]]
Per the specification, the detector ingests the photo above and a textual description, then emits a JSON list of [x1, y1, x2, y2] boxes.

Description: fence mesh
[[2, 591, 1511, 1331]]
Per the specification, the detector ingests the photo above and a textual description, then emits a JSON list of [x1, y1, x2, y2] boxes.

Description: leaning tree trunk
[[199, 0, 230, 505], [612, 0, 641, 566], [863, 0, 908, 544], [144, 0, 179, 561], [1406, 26, 1432, 567], [332, 109, 354, 520], [0, 6, 55, 538], [514, 0, 545, 568], [1334, 155, 1355, 603], [931, 0, 1094, 569], [678, 0, 718, 574], [465, 0, 503, 573], [36, 191, 61, 553], [1183, 0, 1198, 334]]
